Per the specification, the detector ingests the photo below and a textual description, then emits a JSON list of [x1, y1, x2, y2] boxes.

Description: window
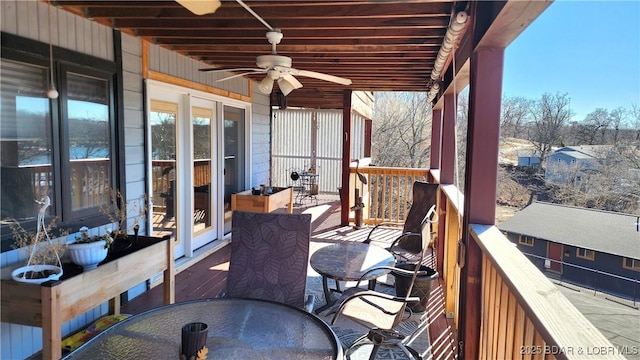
[[623, 258, 640, 272], [576, 248, 595, 261], [1, 34, 119, 245], [518, 235, 534, 247]]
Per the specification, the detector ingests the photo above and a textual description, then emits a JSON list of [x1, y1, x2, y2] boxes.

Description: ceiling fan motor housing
[[256, 54, 292, 69]]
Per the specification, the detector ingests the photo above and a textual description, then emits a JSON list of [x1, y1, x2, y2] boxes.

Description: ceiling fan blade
[[215, 70, 267, 82], [293, 69, 352, 86], [176, 0, 221, 15], [281, 73, 303, 89], [199, 67, 264, 73]]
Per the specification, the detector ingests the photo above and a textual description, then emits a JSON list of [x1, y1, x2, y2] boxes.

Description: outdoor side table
[[310, 242, 395, 313], [64, 298, 343, 359]]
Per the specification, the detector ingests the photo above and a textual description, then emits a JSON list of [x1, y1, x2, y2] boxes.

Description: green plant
[[74, 226, 113, 249]]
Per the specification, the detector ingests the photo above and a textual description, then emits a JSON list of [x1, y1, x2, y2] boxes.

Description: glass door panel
[[223, 105, 245, 234], [192, 106, 213, 235], [150, 100, 177, 241]]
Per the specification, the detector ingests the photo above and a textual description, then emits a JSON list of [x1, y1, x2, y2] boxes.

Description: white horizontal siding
[[1, 0, 113, 61], [148, 43, 250, 97]]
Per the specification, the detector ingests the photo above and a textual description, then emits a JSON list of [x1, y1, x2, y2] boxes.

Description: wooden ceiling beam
[[134, 28, 445, 39], [169, 44, 440, 52], [151, 38, 442, 46], [60, 1, 454, 19]]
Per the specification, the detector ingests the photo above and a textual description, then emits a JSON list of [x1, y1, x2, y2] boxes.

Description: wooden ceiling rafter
[[52, 0, 468, 108]]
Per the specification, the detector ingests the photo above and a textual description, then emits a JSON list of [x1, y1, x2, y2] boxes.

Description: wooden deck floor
[[122, 198, 458, 359]]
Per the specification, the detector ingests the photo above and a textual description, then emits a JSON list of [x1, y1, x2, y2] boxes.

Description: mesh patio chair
[[328, 207, 438, 359], [225, 211, 314, 310], [364, 181, 439, 262]]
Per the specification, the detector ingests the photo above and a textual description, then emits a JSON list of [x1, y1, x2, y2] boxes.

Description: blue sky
[[503, 0, 640, 122]]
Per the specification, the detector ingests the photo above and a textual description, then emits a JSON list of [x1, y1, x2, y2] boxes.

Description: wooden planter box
[[0, 235, 174, 360], [231, 186, 293, 214]]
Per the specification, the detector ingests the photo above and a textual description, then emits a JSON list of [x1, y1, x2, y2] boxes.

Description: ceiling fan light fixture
[[176, 0, 221, 15], [258, 76, 274, 94], [277, 78, 295, 96]]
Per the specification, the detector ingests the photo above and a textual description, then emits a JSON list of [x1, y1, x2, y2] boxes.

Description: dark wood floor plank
[[121, 200, 458, 359]]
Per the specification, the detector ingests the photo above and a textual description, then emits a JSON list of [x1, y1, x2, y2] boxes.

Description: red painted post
[[364, 118, 372, 157], [341, 90, 353, 226], [440, 94, 457, 184], [461, 46, 504, 360], [430, 108, 443, 171]]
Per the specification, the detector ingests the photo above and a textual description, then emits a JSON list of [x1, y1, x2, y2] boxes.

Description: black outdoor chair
[[364, 181, 439, 261], [328, 207, 439, 359]]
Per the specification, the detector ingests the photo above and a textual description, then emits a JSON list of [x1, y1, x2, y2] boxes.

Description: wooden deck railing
[[10, 159, 111, 210], [347, 164, 429, 224], [348, 164, 622, 359], [441, 191, 623, 359], [151, 160, 211, 212]]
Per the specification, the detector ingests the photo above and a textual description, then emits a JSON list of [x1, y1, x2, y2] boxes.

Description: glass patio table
[[64, 298, 343, 359], [310, 242, 395, 313]]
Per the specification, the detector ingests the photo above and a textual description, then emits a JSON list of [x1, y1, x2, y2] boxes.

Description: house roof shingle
[[498, 202, 640, 259]]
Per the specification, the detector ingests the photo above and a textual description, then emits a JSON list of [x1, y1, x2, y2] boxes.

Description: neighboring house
[[544, 145, 612, 184], [499, 202, 640, 300], [517, 150, 541, 168]]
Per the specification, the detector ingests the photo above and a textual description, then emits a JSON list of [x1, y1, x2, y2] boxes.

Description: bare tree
[[456, 90, 469, 190], [372, 92, 431, 168], [500, 96, 531, 138], [575, 108, 610, 145], [608, 107, 627, 145], [527, 92, 572, 166]]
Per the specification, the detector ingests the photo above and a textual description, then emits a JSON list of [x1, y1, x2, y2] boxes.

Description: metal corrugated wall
[[316, 110, 343, 193], [272, 110, 313, 189], [272, 109, 364, 194]]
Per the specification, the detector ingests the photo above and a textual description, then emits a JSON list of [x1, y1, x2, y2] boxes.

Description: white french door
[[190, 98, 217, 251], [145, 80, 250, 259]]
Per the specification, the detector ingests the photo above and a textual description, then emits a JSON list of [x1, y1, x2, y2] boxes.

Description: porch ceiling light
[[176, 0, 222, 15], [277, 78, 295, 96], [258, 76, 274, 94]]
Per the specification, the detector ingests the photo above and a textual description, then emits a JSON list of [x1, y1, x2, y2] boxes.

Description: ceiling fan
[[177, 0, 352, 95], [199, 30, 352, 95]]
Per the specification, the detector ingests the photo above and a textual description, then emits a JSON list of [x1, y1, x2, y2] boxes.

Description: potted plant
[[10, 196, 66, 284], [67, 227, 113, 271]]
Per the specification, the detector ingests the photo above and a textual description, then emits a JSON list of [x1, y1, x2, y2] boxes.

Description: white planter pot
[[68, 240, 108, 271], [11, 264, 63, 284]]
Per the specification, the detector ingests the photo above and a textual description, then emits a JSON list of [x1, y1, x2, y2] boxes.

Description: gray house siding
[[1, 3, 117, 358], [500, 202, 640, 301], [0, 2, 269, 358], [562, 248, 639, 299], [544, 146, 604, 184], [506, 234, 640, 300]]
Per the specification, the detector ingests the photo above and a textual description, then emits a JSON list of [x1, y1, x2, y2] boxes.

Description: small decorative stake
[[180, 322, 208, 360]]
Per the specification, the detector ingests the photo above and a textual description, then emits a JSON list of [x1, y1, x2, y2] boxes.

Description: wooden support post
[[340, 90, 353, 226], [164, 238, 176, 305], [460, 45, 505, 359], [41, 284, 61, 360], [440, 94, 456, 184], [430, 108, 443, 171], [109, 294, 121, 315]]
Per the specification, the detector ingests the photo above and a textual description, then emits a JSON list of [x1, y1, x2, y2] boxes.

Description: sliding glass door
[[223, 105, 246, 234], [146, 81, 248, 258]]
